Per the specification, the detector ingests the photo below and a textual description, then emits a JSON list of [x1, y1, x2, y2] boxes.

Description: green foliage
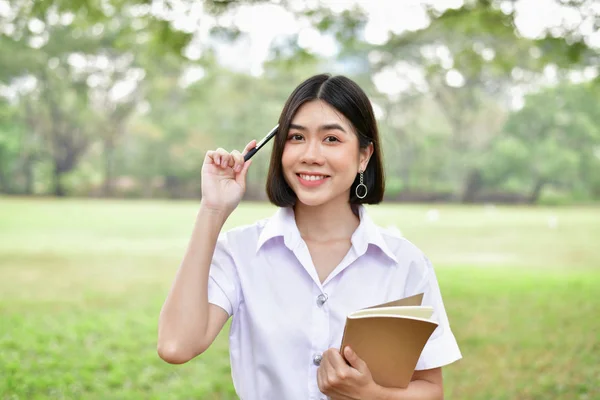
[[1, 0, 599, 202], [491, 82, 600, 200], [0, 102, 25, 193], [22, 0, 191, 55]]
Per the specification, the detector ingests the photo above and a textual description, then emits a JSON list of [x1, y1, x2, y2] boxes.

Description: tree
[[490, 81, 600, 202], [2, 0, 599, 201], [0, 101, 30, 194]]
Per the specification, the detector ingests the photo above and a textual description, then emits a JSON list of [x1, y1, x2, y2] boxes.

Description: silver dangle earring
[[355, 170, 368, 199]]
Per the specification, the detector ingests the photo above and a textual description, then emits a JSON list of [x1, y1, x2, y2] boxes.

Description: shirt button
[[316, 293, 328, 307], [313, 353, 323, 366]]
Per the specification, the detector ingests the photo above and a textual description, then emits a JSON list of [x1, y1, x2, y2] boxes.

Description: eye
[[324, 136, 340, 143], [288, 133, 304, 141]]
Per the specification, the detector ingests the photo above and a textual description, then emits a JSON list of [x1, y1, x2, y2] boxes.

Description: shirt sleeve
[[207, 232, 242, 317], [406, 255, 462, 370]]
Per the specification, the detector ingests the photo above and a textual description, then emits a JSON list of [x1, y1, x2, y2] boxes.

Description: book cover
[[339, 293, 438, 388]]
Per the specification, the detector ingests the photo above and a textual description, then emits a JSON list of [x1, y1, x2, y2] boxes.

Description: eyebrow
[[289, 123, 347, 134]]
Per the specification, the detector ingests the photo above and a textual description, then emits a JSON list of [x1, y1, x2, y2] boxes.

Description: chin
[[295, 191, 349, 208], [294, 194, 329, 207]]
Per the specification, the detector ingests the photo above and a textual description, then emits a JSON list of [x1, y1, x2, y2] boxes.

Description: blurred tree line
[[1, 0, 599, 204]]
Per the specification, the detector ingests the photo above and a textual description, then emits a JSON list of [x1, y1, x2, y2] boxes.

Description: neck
[[293, 196, 360, 241]]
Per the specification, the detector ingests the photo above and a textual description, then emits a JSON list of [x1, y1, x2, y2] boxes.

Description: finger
[[215, 148, 231, 168], [317, 364, 326, 393], [231, 150, 244, 173], [327, 348, 348, 371], [205, 150, 217, 165], [343, 346, 368, 373], [235, 159, 252, 187], [221, 154, 231, 168], [242, 140, 257, 157], [323, 351, 345, 386], [227, 154, 236, 168]]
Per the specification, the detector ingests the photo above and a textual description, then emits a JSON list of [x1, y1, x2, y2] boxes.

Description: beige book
[[339, 293, 438, 389]]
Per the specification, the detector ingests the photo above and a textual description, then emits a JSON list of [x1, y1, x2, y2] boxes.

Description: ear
[[359, 142, 374, 172]]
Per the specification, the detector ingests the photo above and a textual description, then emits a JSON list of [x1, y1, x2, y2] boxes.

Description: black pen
[[244, 124, 279, 161]]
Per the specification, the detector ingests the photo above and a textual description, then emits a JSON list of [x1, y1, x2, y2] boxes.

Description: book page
[[349, 306, 434, 320]]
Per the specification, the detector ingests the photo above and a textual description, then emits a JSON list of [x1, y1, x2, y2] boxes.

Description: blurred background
[[1, 0, 599, 399]]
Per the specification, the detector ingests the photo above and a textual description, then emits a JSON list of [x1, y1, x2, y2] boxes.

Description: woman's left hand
[[317, 346, 378, 400]]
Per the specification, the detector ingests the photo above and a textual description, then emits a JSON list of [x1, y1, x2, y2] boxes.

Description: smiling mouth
[[297, 174, 330, 181]]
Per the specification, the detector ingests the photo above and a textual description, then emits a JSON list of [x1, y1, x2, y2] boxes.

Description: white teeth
[[299, 174, 326, 181]]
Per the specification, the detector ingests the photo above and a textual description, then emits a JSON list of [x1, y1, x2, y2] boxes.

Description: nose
[[300, 139, 325, 165]]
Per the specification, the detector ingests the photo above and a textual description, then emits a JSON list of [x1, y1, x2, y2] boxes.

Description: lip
[[296, 172, 330, 188]]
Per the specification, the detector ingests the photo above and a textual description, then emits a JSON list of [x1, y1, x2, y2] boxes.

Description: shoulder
[[219, 216, 269, 244], [377, 225, 426, 261], [217, 211, 278, 254], [374, 224, 441, 295], [375, 224, 434, 277]]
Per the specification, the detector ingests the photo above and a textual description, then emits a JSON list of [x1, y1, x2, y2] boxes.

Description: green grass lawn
[[1, 197, 599, 400]]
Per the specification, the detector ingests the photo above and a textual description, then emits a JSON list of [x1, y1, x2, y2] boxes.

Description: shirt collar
[[351, 205, 398, 263], [256, 207, 302, 252], [256, 205, 398, 263]]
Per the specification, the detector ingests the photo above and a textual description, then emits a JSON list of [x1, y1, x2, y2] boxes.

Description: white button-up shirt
[[207, 205, 461, 400]]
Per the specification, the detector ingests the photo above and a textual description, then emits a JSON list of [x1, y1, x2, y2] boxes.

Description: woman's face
[[281, 99, 372, 208]]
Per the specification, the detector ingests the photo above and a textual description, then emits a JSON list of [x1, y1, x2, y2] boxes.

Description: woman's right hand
[[200, 140, 257, 216]]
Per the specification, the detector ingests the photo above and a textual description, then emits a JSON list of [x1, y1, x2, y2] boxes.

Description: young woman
[[158, 74, 461, 400]]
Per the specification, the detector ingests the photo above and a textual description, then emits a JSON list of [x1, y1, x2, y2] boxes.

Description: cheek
[[280, 148, 298, 189], [281, 145, 295, 173], [329, 149, 359, 171]]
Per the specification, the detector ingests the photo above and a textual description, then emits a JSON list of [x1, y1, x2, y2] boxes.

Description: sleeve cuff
[[415, 329, 462, 370], [207, 276, 234, 316]]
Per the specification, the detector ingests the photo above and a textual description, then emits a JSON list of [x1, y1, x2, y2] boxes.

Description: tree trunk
[[528, 179, 546, 204], [165, 175, 180, 199], [23, 156, 34, 195], [0, 171, 7, 194], [103, 139, 115, 197], [53, 163, 65, 197], [0, 152, 7, 194], [460, 169, 483, 203]]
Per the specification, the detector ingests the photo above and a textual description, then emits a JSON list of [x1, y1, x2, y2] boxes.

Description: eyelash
[[287, 134, 340, 143]]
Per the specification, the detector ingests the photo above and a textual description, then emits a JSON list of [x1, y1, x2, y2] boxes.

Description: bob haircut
[[266, 73, 385, 207]]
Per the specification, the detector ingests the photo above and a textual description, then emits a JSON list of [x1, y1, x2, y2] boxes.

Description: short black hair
[[266, 73, 385, 207]]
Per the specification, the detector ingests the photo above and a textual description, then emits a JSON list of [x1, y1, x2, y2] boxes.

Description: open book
[[339, 293, 438, 389]]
